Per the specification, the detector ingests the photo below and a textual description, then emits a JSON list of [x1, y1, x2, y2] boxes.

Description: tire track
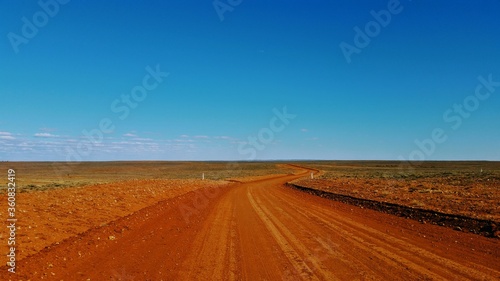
[[247, 188, 326, 280], [255, 185, 392, 280], [274, 184, 500, 280], [178, 189, 239, 280], [273, 189, 455, 279]]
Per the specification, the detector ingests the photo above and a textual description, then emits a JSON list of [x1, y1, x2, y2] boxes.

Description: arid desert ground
[[1, 161, 499, 280]]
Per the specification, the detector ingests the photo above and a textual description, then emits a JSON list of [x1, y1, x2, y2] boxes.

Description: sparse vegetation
[[292, 161, 500, 221], [0, 161, 295, 192]]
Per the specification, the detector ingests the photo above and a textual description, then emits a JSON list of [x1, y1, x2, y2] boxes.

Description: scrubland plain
[[0, 161, 498, 280]]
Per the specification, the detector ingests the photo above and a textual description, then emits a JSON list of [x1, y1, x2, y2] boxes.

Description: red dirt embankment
[[0, 179, 228, 260]]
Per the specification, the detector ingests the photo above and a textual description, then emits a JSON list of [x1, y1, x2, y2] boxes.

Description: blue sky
[[1, 0, 499, 161]]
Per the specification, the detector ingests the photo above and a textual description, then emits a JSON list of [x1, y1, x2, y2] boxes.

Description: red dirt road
[[3, 168, 500, 280]]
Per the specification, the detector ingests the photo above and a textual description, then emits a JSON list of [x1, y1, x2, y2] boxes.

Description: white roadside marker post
[[311, 172, 314, 179], [202, 173, 205, 180]]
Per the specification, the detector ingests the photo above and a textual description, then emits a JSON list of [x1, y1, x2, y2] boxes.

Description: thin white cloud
[[39, 127, 57, 133], [174, 139, 194, 143], [34, 133, 59, 138], [123, 133, 137, 137], [194, 135, 210, 139], [112, 141, 137, 145], [301, 128, 309, 132], [0, 132, 15, 139], [180, 134, 189, 138], [0, 131, 227, 160]]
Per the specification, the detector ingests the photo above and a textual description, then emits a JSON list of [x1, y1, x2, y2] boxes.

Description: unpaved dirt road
[[4, 167, 500, 280]]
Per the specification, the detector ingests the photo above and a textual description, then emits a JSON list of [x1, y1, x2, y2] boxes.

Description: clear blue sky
[[1, 0, 499, 161]]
